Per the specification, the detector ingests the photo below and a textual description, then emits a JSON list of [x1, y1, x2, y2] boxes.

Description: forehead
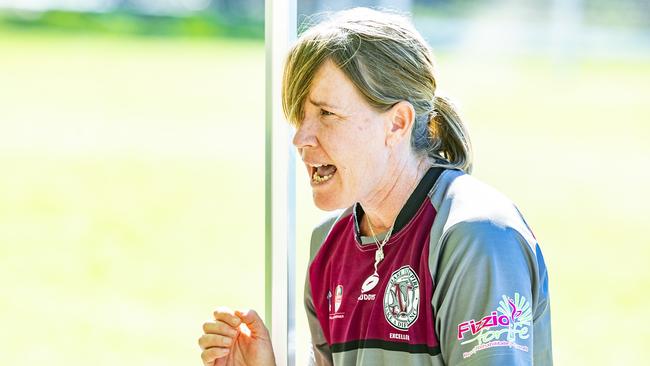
[[307, 59, 366, 110]]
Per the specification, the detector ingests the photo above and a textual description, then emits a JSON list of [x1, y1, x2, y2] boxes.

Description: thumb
[[235, 309, 269, 339]]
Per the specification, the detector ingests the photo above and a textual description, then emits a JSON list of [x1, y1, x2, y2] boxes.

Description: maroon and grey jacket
[[304, 168, 552, 365]]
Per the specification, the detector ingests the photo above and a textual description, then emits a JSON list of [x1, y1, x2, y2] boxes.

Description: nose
[[292, 117, 318, 150]]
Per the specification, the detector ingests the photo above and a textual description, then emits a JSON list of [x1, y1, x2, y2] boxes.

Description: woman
[[199, 7, 552, 366]]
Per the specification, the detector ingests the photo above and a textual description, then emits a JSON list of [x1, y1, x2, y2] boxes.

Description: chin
[[312, 193, 347, 211]]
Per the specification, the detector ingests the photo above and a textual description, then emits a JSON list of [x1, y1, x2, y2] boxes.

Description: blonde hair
[[282, 7, 473, 173]]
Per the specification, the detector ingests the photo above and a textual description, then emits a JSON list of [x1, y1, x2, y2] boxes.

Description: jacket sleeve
[[304, 214, 340, 366], [305, 273, 333, 366], [431, 220, 546, 365]]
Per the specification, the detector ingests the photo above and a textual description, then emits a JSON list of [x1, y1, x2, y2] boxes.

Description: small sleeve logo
[[328, 285, 345, 320], [327, 290, 332, 313], [334, 285, 343, 313]]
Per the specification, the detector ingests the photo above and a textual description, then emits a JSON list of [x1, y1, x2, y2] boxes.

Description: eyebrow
[[308, 98, 339, 110]]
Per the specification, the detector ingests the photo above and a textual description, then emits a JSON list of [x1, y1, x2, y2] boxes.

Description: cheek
[[323, 119, 382, 174], [328, 134, 364, 169], [335, 141, 377, 189]]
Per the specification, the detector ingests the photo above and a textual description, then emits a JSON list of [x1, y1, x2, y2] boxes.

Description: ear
[[385, 101, 415, 147]]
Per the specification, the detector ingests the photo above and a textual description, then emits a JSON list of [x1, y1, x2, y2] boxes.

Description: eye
[[320, 109, 335, 117]]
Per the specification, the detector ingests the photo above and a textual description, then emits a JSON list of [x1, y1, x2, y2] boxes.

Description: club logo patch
[[383, 265, 420, 330]]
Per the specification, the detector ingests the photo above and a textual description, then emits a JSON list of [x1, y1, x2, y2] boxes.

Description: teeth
[[312, 164, 323, 168], [312, 171, 334, 184]]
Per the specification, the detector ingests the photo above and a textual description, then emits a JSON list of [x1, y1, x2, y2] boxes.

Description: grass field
[[0, 29, 648, 365]]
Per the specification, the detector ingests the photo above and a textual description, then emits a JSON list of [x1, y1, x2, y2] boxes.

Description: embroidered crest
[[383, 265, 420, 330]]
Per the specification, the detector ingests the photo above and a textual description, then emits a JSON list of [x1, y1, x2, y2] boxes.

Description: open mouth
[[310, 163, 338, 184]]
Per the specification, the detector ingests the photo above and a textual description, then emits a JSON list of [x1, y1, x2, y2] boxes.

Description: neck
[[360, 155, 429, 236]]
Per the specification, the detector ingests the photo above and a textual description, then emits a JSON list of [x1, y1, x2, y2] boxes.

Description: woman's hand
[[199, 308, 276, 366]]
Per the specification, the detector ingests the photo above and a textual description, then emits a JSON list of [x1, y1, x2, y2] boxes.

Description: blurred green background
[[0, 0, 648, 365]]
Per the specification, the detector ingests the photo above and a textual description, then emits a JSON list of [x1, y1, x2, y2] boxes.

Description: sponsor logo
[[457, 311, 509, 339], [334, 285, 343, 312], [361, 273, 379, 293], [383, 265, 420, 330], [458, 293, 532, 359], [357, 293, 376, 301]]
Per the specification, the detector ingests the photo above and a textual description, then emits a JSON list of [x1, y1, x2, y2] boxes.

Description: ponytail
[[425, 95, 473, 173]]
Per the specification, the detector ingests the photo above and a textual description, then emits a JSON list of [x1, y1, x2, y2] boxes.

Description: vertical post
[[265, 0, 297, 365]]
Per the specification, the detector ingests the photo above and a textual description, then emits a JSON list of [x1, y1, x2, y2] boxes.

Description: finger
[[214, 308, 242, 328], [202, 321, 238, 337], [235, 309, 268, 337], [198, 333, 234, 350], [201, 347, 229, 365]]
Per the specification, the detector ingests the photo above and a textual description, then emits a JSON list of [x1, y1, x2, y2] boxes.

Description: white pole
[[265, 0, 297, 365]]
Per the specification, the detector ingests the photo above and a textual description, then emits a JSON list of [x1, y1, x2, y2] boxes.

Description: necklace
[[360, 215, 394, 293], [359, 164, 426, 293]]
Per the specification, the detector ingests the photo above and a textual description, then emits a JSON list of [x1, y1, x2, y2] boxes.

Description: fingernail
[[224, 337, 232, 346], [229, 329, 238, 337]]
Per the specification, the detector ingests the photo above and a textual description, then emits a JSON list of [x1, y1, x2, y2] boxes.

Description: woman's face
[[292, 59, 391, 211]]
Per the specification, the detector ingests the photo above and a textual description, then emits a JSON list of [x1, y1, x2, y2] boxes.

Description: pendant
[[375, 247, 384, 263], [361, 272, 379, 293]]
